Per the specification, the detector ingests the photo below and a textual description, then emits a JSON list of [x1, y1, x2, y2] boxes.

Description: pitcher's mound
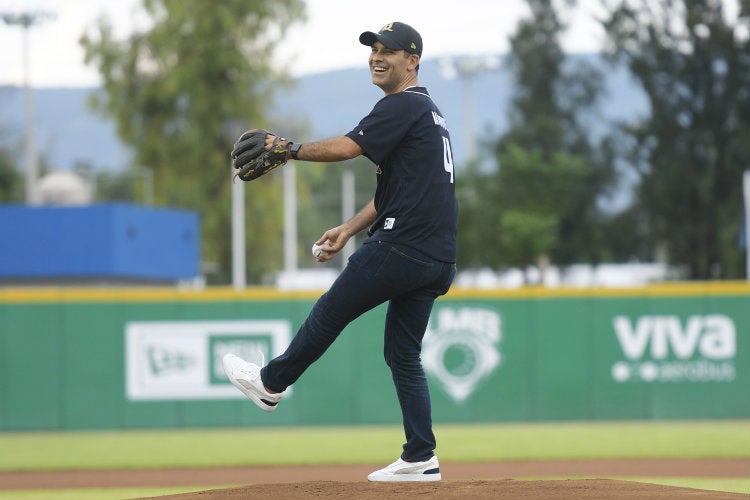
[[139, 479, 746, 500]]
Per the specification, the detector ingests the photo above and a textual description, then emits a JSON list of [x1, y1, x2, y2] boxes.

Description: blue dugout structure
[[0, 203, 200, 283]]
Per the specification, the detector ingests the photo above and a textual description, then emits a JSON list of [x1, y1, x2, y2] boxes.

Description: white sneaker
[[222, 353, 282, 412], [367, 456, 442, 482]]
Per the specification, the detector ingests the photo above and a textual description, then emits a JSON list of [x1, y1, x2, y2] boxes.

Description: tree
[[80, 0, 305, 283], [496, 144, 595, 271], [601, 0, 750, 279], [0, 145, 21, 203], [456, 158, 504, 269], [459, 0, 615, 278], [0, 123, 21, 203]]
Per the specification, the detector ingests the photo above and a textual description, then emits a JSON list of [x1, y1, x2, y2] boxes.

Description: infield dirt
[[139, 479, 748, 500]]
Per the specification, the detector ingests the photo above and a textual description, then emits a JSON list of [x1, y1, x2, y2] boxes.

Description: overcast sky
[[0, 0, 619, 88]]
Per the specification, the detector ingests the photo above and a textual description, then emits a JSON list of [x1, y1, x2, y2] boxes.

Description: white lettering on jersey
[[432, 111, 448, 131], [384, 218, 395, 230]]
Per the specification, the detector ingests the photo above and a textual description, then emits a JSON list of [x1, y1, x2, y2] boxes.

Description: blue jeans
[[262, 240, 456, 462]]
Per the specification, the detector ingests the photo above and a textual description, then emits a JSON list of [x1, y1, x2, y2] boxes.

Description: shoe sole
[[222, 355, 278, 412], [368, 473, 442, 482]]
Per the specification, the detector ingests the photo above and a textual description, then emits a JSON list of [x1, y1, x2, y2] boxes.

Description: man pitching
[[224, 21, 458, 482]]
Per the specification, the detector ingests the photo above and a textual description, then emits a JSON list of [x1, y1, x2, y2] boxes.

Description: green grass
[[623, 478, 750, 495], [0, 487, 213, 500], [0, 420, 747, 471]]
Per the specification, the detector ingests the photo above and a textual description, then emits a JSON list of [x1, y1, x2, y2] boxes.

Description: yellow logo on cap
[[411, 42, 417, 50], [380, 23, 394, 32]]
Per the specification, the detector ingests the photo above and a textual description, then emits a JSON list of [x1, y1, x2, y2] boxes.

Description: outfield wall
[[0, 283, 748, 430]]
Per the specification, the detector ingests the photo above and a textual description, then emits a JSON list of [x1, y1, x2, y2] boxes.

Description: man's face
[[368, 41, 417, 94]]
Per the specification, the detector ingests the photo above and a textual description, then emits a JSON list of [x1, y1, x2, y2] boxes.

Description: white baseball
[[311, 242, 330, 259]]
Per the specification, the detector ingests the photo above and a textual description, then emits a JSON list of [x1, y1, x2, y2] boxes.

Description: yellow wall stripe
[[0, 281, 748, 303]]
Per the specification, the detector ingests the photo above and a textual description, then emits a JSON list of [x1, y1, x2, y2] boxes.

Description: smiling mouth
[[372, 66, 387, 74]]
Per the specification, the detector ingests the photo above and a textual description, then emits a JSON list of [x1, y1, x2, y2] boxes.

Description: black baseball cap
[[359, 22, 423, 57]]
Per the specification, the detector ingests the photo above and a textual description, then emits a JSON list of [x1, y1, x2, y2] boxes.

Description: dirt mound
[[136, 479, 747, 500]]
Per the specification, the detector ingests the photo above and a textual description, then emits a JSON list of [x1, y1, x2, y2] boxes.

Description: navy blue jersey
[[345, 86, 458, 262]]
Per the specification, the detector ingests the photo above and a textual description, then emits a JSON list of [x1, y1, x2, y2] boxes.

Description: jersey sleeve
[[345, 94, 417, 165]]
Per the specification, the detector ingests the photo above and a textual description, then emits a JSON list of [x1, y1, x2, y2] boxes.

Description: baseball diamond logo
[[423, 307, 502, 403]]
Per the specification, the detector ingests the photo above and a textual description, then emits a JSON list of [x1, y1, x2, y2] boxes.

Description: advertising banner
[[0, 285, 747, 430], [125, 320, 292, 400]]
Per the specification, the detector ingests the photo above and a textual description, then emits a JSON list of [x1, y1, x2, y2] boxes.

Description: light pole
[[1, 11, 55, 205], [283, 163, 298, 273], [231, 167, 246, 290], [341, 164, 355, 268], [438, 55, 501, 162]]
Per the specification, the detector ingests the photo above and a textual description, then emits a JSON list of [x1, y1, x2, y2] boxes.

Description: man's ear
[[408, 54, 420, 71]]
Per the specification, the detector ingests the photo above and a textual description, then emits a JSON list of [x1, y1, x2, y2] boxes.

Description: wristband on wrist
[[290, 142, 302, 160]]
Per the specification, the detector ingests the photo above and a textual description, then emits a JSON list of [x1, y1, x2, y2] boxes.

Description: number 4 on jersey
[[442, 136, 454, 183]]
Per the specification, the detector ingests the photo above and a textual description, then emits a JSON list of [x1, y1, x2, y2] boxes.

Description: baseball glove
[[230, 129, 291, 181]]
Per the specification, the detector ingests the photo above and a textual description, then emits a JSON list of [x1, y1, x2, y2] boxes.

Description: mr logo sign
[[422, 307, 502, 403]]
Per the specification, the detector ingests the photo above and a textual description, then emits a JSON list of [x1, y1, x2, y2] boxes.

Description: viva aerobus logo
[[422, 307, 502, 403], [611, 314, 737, 383]]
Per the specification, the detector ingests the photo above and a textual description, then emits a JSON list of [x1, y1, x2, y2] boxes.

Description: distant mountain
[[0, 86, 133, 171], [0, 54, 648, 172]]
